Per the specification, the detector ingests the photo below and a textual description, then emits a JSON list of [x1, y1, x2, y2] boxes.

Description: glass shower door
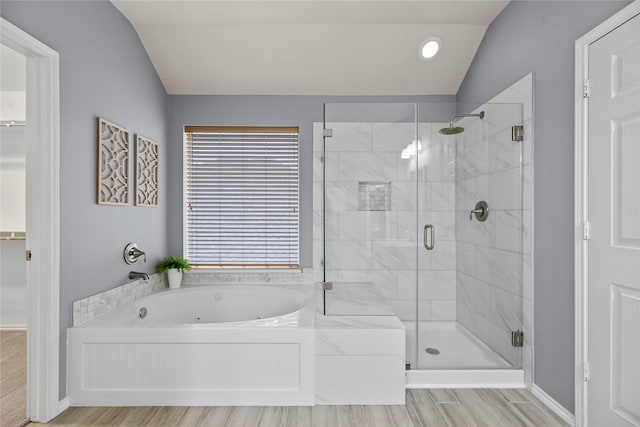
[[317, 103, 418, 316], [416, 102, 524, 370]]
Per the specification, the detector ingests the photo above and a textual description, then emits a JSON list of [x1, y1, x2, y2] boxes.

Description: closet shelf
[[0, 231, 26, 241]]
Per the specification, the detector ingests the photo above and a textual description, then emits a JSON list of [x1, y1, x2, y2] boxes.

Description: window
[[184, 126, 299, 267]]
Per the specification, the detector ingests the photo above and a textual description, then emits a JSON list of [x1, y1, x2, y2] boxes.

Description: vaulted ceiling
[[112, 0, 509, 95]]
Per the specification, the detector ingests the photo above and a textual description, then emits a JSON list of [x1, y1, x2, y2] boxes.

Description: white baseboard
[[0, 325, 27, 330], [531, 384, 575, 426], [58, 396, 70, 414]]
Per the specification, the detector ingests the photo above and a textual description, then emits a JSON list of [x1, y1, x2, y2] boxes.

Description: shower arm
[[447, 111, 485, 127]]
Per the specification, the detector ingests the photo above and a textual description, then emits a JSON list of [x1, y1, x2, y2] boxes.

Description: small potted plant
[[156, 256, 191, 289]]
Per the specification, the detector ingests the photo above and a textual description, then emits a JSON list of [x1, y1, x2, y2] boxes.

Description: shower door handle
[[424, 224, 435, 250]]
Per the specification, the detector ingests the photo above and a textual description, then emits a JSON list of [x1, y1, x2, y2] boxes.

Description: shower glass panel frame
[[318, 102, 524, 370], [320, 103, 418, 317]]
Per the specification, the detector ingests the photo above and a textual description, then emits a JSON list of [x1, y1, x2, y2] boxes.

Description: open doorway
[[1, 18, 60, 422], [0, 41, 28, 426]]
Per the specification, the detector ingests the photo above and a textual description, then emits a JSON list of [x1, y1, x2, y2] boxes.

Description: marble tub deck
[[320, 283, 396, 316]]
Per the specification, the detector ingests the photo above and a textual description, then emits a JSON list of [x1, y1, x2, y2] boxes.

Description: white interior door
[[587, 12, 640, 427]]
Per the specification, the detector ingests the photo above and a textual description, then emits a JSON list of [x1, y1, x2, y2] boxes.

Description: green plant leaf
[[156, 255, 191, 273]]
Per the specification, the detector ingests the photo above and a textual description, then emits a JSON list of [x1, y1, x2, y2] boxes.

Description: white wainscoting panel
[[83, 343, 300, 390], [68, 327, 314, 406]]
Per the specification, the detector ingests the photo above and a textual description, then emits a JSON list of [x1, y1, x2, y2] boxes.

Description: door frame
[[0, 18, 61, 422], [574, 2, 640, 426]]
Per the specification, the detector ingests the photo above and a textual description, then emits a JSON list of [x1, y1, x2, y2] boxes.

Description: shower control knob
[[470, 201, 489, 222]]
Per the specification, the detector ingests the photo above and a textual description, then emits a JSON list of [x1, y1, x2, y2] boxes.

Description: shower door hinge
[[583, 221, 591, 240], [511, 330, 524, 347], [583, 362, 590, 381], [511, 125, 524, 142], [323, 128, 333, 138], [25, 250, 32, 261], [583, 79, 590, 98], [322, 282, 333, 291]]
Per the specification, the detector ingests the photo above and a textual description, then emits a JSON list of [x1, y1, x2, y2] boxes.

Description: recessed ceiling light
[[420, 37, 441, 60]]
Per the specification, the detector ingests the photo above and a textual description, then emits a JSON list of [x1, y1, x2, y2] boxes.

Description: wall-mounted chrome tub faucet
[[129, 271, 150, 280], [124, 242, 146, 264]]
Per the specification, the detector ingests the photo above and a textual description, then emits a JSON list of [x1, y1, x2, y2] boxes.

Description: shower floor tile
[[407, 322, 512, 369]]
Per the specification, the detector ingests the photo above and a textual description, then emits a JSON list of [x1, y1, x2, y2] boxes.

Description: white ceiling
[[112, 0, 509, 95]]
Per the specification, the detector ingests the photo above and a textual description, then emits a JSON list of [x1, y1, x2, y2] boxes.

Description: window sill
[[189, 266, 304, 274]]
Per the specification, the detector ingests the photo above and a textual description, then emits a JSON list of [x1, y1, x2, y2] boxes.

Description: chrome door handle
[[424, 224, 434, 250]]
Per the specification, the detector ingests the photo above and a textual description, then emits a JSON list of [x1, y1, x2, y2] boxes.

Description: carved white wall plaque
[[135, 135, 159, 207], [98, 118, 130, 205]]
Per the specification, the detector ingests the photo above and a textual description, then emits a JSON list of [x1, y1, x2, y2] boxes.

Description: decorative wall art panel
[[98, 118, 130, 205], [135, 135, 159, 207]]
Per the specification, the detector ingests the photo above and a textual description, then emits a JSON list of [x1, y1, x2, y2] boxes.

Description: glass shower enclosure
[[314, 102, 524, 371]]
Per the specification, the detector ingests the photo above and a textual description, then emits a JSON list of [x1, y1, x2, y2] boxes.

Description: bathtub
[[67, 285, 315, 406]]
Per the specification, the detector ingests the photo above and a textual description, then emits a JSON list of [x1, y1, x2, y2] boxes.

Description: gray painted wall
[[1, 1, 169, 397], [457, 0, 631, 413], [168, 95, 455, 266], [0, 127, 27, 326], [0, 240, 27, 326]]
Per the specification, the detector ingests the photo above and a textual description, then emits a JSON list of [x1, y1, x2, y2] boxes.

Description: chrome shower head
[[438, 126, 465, 135], [438, 110, 485, 136]]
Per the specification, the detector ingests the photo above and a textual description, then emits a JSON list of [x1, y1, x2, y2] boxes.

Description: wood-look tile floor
[[1, 330, 29, 427], [30, 388, 569, 427]]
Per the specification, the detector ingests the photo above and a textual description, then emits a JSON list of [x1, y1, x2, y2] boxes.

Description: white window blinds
[[184, 126, 300, 267]]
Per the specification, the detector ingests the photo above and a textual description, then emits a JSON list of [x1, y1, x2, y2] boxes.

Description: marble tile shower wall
[[312, 121, 457, 321], [455, 74, 533, 378]]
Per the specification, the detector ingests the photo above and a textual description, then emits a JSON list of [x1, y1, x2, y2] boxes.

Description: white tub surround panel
[[67, 328, 314, 406], [72, 273, 166, 326], [69, 279, 406, 406], [68, 286, 315, 406], [315, 315, 405, 405]]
